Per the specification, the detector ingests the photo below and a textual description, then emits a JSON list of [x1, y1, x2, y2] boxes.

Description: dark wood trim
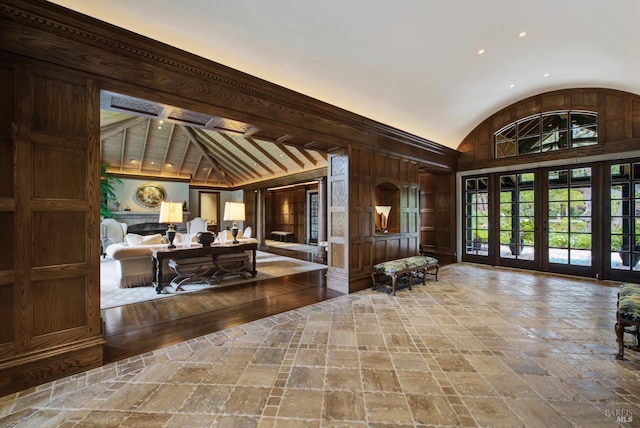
[[0, 0, 459, 172]]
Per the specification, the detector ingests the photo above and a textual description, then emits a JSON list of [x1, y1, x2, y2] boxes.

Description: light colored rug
[[100, 251, 326, 309], [265, 239, 320, 253]]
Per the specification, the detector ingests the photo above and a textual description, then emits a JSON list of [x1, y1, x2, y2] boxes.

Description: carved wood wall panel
[[326, 153, 348, 293], [0, 57, 104, 397], [419, 172, 456, 264], [342, 146, 420, 292]]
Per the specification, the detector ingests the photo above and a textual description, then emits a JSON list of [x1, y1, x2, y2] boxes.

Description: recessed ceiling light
[[543, 73, 550, 77], [519, 31, 527, 38], [478, 49, 485, 55], [509, 84, 516, 88]]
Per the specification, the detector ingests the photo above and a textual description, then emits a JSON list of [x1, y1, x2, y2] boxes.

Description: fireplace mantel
[[111, 211, 190, 232]]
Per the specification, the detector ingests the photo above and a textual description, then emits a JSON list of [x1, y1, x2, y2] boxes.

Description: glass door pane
[[308, 192, 319, 244], [610, 163, 640, 271], [464, 177, 489, 256], [547, 167, 592, 266], [499, 172, 535, 260]]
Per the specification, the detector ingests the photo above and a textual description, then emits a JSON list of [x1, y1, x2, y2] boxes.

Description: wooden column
[[256, 188, 266, 249], [318, 177, 327, 244]]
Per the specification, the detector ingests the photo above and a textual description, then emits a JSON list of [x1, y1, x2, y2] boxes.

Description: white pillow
[[174, 233, 198, 244], [125, 233, 163, 246]]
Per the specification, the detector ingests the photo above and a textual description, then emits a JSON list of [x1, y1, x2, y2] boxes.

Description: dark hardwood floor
[[101, 247, 339, 365]]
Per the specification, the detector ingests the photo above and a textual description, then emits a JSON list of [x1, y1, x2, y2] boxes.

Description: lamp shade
[[159, 201, 183, 224], [375, 205, 391, 230], [375, 206, 391, 217], [223, 202, 245, 221]]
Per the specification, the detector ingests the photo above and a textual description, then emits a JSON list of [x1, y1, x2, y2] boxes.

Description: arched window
[[495, 111, 597, 158]]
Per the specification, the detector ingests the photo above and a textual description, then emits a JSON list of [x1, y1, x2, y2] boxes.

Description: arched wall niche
[[456, 87, 640, 171], [374, 181, 399, 234]]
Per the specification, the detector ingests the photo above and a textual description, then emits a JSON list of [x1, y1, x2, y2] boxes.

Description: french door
[[607, 161, 640, 282], [463, 163, 600, 278], [542, 165, 597, 277]]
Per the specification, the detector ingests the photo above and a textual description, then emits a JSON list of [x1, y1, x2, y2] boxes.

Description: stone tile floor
[[1, 263, 639, 427]]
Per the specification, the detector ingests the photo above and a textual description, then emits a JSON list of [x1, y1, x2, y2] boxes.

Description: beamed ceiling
[[100, 91, 328, 188]]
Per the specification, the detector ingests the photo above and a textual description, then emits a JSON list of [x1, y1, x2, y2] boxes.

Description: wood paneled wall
[[327, 146, 420, 294], [458, 88, 640, 171], [0, 56, 104, 397], [0, 0, 457, 396], [265, 183, 317, 244], [419, 172, 456, 264]]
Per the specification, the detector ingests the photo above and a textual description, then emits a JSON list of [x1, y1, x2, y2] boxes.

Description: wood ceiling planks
[[100, 91, 329, 188]]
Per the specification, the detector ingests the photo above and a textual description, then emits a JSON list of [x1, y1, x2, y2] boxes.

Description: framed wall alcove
[[374, 182, 400, 235]]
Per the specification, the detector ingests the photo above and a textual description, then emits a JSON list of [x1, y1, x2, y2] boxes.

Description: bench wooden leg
[[616, 320, 625, 360]]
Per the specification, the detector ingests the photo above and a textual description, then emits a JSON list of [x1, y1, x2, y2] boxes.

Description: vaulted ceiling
[[52, 0, 640, 152], [101, 91, 328, 188]]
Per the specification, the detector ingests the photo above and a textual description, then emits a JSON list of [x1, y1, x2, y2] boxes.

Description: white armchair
[[242, 226, 252, 238], [101, 218, 128, 256], [186, 217, 208, 234]]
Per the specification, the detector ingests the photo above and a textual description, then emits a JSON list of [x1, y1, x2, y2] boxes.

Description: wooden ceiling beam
[[215, 127, 326, 160], [184, 127, 249, 184], [118, 128, 126, 172], [181, 127, 233, 186], [294, 146, 318, 166], [216, 132, 276, 176], [159, 123, 175, 175], [274, 141, 305, 169], [243, 126, 260, 137], [194, 129, 263, 180], [180, 125, 241, 186], [139, 119, 151, 174], [100, 116, 146, 140], [245, 137, 288, 172], [176, 139, 190, 177]]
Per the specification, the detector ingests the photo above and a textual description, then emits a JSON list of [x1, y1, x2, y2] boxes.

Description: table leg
[[250, 249, 257, 277], [154, 257, 164, 294]]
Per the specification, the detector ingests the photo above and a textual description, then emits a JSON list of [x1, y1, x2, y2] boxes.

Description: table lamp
[[223, 201, 245, 244], [159, 201, 183, 248], [375, 205, 391, 233]]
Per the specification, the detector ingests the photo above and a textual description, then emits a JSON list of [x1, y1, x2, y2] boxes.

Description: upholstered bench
[[271, 231, 294, 242], [615, 283, 640, 360], [371, 256, 439, 296]]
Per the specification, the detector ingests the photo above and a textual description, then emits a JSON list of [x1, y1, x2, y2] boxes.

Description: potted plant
[[509, 238, 523, 255], [100, 162, 121, 218]]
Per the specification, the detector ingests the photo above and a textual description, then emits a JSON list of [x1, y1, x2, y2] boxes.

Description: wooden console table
[[151, 242, 258, 294]]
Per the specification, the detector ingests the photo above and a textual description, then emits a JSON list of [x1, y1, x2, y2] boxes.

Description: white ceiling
[[48, 0, 640, 150]]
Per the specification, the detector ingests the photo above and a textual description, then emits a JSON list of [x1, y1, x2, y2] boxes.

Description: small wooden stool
[[169, 256, 213, 291]]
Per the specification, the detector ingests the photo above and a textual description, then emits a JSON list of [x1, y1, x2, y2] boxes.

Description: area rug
[[265, 239, 319, 254], [100, 251, 326, 309]]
